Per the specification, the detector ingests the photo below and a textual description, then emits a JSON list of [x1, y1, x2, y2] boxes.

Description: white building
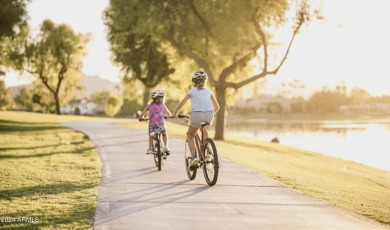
[[61, 100, 104, 115]]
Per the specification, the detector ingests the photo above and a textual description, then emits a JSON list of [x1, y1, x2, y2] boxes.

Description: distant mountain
[[8, 84, 30, 98], [79, 73, 118, 98], [8, 73, 119, 99]]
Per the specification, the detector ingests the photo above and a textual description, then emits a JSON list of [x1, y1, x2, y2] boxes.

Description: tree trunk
[[214, 86, 226, 140], [142, 88, 151, 108], [54, 93, 61, 115]]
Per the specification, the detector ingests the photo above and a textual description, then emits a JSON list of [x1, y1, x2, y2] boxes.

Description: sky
[[6, 0, 121, 86], [4, 0, 390, 97], [265, 0, 390, 97]]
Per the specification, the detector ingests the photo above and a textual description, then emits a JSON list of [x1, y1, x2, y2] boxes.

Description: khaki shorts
[[190, 111, 215, 128]]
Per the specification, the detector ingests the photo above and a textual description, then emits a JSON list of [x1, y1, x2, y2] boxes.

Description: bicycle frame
[[138, 117, 166, 171], [189, 123, 210, 164], [152, 131, 161, 152], [194, 130, 203, 159], [179, 114, 219, 186]]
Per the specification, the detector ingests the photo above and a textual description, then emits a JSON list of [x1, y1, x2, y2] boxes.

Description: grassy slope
[[0, 112, 106, 229], [121, 118, 390, 226]]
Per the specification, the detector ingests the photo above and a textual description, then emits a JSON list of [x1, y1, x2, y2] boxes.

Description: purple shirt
[[146, 103, 165, 126]]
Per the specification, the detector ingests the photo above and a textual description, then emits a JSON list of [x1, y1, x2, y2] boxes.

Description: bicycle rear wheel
[[203, 138, 219, 186], [185, 140, 197, 180]]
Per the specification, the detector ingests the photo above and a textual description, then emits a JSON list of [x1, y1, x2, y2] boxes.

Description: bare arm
[[172, 94, 190, 117], [163, 104, 172, 117], [139, 106, 149, 118], [210, 94, 220, 113]]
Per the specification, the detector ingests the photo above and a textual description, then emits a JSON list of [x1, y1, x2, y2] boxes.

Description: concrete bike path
[[63, 121, 387, 230]]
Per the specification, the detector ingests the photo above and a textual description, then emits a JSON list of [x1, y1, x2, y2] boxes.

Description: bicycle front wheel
[[156, 138, 162, 171], [203, 138, 219, 186], [185, 141, 197, 180]]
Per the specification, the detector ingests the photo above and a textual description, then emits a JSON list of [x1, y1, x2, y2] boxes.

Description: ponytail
[[194, 78, 205, 90]]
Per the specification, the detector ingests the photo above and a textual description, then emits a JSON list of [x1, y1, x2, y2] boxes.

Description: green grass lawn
[[120, 118, 390, 226], [0, 112, 107, 229]]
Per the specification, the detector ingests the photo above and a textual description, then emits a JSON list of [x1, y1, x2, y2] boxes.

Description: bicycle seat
[[200, 122, 210, 127]]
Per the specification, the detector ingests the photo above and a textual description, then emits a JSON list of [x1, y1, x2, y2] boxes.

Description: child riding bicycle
[[139, 89, 172, 155], [172, 70, 220, 169]]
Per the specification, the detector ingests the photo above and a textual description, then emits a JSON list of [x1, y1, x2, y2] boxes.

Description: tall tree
[[14, 20, 89, 114], [105, 0, 320, 140], [103, 8, 175, 107]]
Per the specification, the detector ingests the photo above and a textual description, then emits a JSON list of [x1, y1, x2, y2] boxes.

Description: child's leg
[[146, 135, 154, 154], [162, 133, 169, 148], [200, 126, 209, 142], [149, 136, 153, 148], [187, 125, 198, 158]]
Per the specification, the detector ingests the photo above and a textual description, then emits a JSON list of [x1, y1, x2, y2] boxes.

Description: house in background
[[61, 100, 105, 115]]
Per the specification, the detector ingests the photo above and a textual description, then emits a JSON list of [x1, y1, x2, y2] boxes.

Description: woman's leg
[[200, 126, 209, 142], [187, 125, 198, 158], [202, 111, 214, 141]]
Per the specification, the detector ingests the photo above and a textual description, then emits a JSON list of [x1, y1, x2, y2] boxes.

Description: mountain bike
[[139, 118, 168, 171], [177, 114, 220, 186]]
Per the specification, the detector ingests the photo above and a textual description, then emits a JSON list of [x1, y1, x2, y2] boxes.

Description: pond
[[225, 116, 390, 172]]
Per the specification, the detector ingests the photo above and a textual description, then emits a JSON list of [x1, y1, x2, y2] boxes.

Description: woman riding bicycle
[[139, 89, 172, 155], [172, 70, 220, 169]]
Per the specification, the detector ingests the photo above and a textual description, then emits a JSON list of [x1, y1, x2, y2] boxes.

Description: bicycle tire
[[157, 136, 162, 171], [185, 141, 197, 180], [152, 139, 159, 167], [203, 138, 219, 186]]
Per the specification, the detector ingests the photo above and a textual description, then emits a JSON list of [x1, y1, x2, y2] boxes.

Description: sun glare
[[255, 0, 390, 97], [27, 0, 120, 82]]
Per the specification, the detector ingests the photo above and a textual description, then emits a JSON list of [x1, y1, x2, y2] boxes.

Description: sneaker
[[188, 157, 199, 170], [146, 148, 153, 155], [164, 146, 170, 156]]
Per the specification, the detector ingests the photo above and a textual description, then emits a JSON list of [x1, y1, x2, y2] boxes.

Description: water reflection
[[226, 119, 390, 171]]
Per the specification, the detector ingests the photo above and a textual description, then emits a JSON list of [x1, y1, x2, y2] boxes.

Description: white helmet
[[151, 89, 165, 99], [192, 70, 208, 82]]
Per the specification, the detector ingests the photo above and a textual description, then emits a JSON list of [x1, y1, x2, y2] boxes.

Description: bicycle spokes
[[203, 138, 219, 186]]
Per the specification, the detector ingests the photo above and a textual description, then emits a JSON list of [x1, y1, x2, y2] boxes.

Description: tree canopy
[[0, 0, 29, 39], [14, 19, 90, 114], [104, 0, 320, 139], [104, 7, 175, 107], [0, 0, 30, 71]]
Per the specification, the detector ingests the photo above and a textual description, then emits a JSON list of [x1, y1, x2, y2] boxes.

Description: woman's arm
[[172, 94, 190, 117], [163, 104, 172, 117], [210, 94, 220, 113]]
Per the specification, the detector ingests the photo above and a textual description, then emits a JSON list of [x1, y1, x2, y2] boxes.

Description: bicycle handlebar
[[177, 114, 190, 119], [139, 115, 189, 121], [139, 116, 169, 122]]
